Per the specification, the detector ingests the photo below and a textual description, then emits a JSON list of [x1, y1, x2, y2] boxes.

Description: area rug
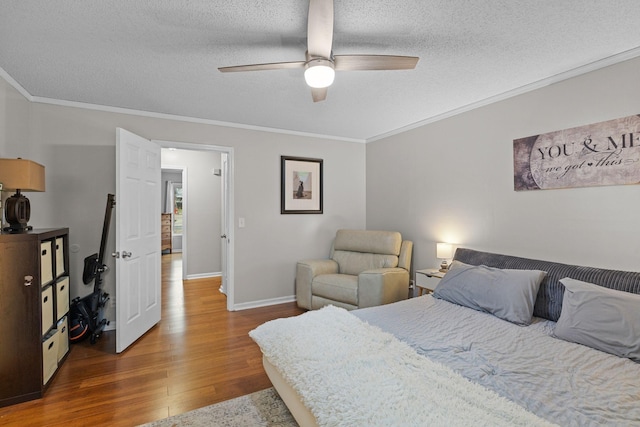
[[139, 388, 298, 427]]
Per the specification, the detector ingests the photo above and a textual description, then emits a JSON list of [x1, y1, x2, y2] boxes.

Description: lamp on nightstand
[[0, 158, 46, 232], [437, 242, 453, 273]]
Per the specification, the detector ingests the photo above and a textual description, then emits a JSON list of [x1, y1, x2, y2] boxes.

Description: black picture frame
[[281, 156, 323, 214]]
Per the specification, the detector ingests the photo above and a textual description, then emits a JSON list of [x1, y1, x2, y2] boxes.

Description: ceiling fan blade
[[334, 55, 419, 71], [307, 0, 333, 58], [218, 61, 305, 73], [311, 87, 328, 102]]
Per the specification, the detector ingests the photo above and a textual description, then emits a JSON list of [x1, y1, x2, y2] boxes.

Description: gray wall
[[0, 77, 30, 158], [0, 78, 366, 323], [0, 77, 31, 219], [366, 56, 640, 273], [4, 54, 638, 323]]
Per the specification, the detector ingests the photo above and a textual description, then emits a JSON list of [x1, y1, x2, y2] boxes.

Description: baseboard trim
[[102, 294, 295, 329], [232, 295, 297, 311], [186, 272, 221, 280]]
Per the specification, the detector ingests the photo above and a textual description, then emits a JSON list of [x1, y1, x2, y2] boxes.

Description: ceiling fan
[[218, 0, 419, 102]]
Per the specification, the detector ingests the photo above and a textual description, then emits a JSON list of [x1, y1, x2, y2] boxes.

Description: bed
[[250, 248, 640, 426]]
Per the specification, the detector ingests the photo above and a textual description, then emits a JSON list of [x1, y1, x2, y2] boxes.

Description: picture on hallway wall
[[281, 156, 323, 214], [514, 114, 640, 191]]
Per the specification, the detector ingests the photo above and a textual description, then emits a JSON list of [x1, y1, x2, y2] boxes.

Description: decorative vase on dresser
[[0, 228, 71, 407]]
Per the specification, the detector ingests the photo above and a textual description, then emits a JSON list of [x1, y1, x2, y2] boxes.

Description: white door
[[220, 153, 229, 295], [115, 128, 162, 353]]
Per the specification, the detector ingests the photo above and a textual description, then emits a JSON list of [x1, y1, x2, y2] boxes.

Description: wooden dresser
[[161, 213, 172, 253], [0, 228, 70, 407]]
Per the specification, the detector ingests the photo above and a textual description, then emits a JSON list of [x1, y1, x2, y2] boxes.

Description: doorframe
[[156, 140, 235, 311], [161, 165, 188, 280]]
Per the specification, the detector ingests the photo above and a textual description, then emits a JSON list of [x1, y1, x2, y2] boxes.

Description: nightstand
[[415, 269, 445, 296]]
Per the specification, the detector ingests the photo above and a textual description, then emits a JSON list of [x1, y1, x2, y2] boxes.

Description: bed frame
[[263, 357, 318, 426], [265, 247, 640, 426]]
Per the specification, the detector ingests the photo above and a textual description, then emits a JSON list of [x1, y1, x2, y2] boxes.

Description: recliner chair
[[296, 229, 413, 310]]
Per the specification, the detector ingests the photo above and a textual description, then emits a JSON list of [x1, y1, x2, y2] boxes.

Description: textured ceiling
[[1, 1, 640, 141]]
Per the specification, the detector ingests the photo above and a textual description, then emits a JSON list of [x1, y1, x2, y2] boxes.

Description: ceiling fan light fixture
[[304, 59, 335, 88]]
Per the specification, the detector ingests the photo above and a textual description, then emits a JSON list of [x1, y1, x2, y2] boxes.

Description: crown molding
[[3, 45, 640, 145], [366, 46, 640, 143], [0, 66, 365, 144], [0, 66, 33, 101], [29, 96, 366, 144]]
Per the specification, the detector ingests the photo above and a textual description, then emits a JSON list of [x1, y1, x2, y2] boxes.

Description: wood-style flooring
[[0, 253, 304, 427]]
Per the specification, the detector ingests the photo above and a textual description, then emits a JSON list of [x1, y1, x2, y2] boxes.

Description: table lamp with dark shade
[[0, 158, 46, 232]]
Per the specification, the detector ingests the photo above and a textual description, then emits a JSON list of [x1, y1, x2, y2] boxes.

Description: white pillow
[[554, 277, 640, 362], [433, 260, 546, 325]]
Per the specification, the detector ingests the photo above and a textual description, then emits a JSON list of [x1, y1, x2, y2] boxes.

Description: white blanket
[[250, 305, 557, 427]]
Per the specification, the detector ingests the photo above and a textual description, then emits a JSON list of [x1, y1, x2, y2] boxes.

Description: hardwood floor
[[0, 253, 304, 427]]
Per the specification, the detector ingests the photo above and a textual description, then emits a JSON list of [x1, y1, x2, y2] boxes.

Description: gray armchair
[[296, 229, 413, 310]]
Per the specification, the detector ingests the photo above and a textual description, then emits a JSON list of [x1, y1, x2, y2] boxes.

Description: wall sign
[[514, 115, 640, 191]]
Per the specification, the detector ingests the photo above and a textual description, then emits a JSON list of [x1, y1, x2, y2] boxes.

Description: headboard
[[453, 248, 640, 321]]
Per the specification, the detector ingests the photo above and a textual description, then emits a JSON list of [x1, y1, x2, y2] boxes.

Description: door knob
[[221, 234, 227, 239], [112, 252, 120, 258], [122, 251, 132, 258]]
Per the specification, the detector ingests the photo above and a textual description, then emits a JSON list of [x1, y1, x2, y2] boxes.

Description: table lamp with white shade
[[437, 242, 453, 273]]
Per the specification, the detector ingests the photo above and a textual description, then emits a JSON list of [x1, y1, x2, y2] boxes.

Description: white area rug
[[139, 388, 297, 427]]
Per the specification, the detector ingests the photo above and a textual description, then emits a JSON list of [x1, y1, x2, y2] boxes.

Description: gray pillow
[[554, 277, 640, 362], [433, 260, 546, 325]]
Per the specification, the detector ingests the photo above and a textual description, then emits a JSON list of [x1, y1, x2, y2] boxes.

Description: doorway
[[161, 166, 187, 279], [156, 140, 234, 310]]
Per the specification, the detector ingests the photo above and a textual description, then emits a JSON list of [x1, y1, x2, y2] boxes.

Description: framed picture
[[281, 156, 323, 214]]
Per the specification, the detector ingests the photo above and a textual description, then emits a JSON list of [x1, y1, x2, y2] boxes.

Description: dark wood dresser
[[161, 213, 172, 253], [0, 228, 70, 407]]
